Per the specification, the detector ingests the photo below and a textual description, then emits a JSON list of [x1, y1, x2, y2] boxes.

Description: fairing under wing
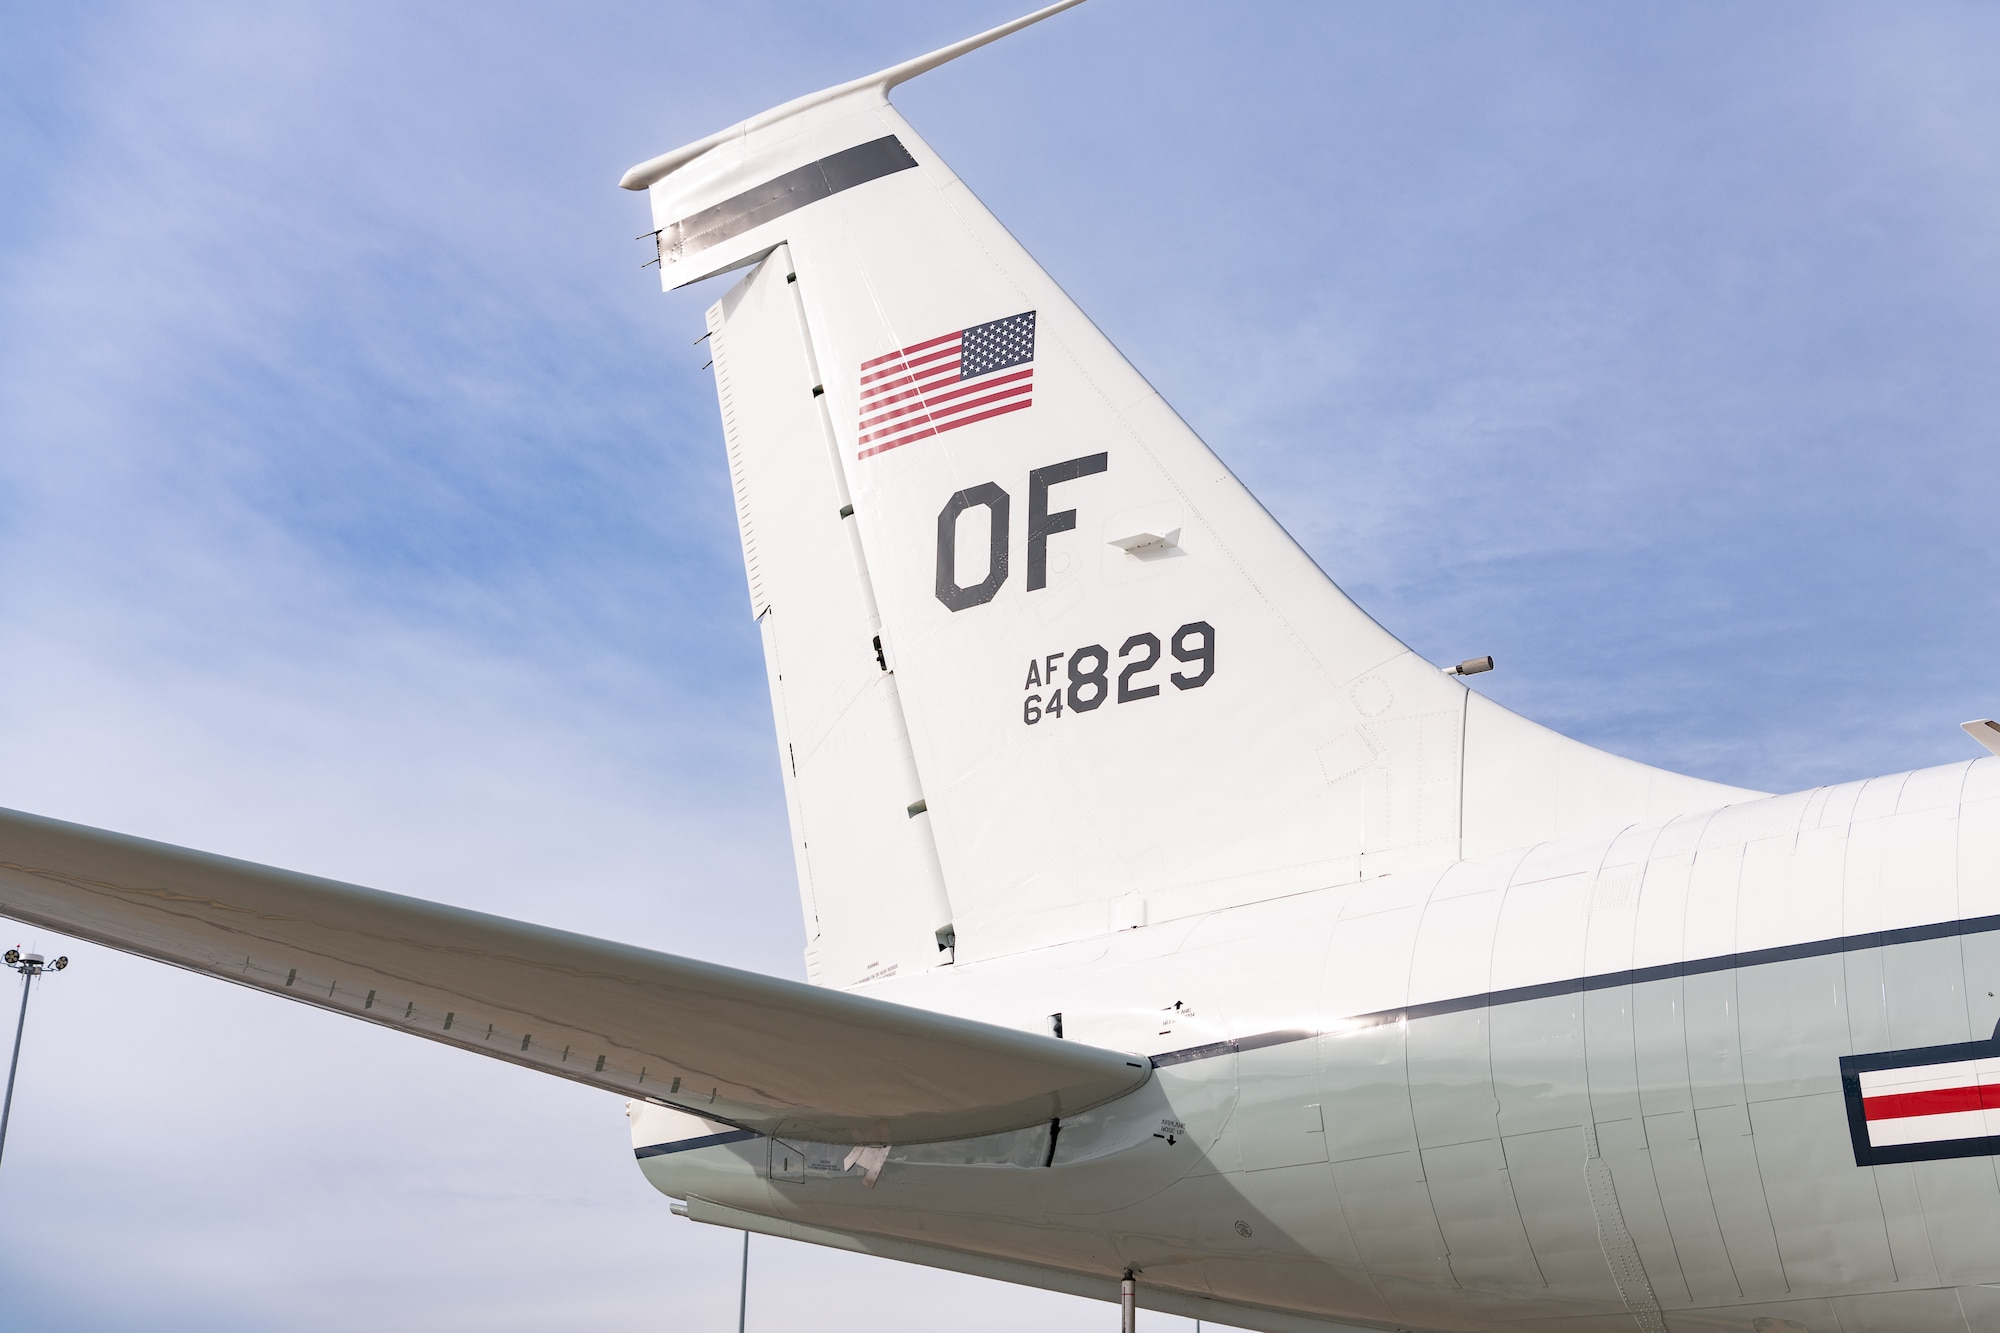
[[0, 805, 1148, 1143]]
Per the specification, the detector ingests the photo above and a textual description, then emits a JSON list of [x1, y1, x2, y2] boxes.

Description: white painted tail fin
[[632, 5, 1759, 984]]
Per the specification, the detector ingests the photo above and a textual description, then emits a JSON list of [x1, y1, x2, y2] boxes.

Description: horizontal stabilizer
[[0, 806, 1148, 1143]]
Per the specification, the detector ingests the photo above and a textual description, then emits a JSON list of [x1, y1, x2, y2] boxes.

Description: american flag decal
[[1841, 1036, 2000, 1165], [855, 311, 1036, 459]]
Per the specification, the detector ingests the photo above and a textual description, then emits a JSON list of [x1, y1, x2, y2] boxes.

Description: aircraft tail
[[627, 3, 1758, 986]]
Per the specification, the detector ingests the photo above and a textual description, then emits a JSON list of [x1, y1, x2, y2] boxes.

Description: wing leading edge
[[0, 805, 1149, 1143]]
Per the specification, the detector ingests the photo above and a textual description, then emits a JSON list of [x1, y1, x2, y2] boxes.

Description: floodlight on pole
[[0, 947, 68, 1178]]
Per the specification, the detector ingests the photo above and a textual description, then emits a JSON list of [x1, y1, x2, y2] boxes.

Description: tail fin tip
[[617, 0, 1090, 192]]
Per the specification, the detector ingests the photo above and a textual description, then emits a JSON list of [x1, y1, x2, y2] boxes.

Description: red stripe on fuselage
[[1863, 1084, 2000, 1121]]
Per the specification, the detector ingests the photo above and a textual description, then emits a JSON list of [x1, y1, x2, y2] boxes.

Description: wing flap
[[0, 806, 1148, 1143]]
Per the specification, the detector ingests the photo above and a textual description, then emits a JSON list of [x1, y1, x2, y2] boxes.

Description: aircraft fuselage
[[638, 760, 2000, 1333]]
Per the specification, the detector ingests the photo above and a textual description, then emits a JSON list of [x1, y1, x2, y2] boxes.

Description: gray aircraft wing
[[0, 805, 1148, 1144]]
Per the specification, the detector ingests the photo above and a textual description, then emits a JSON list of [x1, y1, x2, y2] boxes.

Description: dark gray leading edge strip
[[635, 1129, 759, 1159], [659, 136, 918, 265], [1151, 910, 2000, 1068]]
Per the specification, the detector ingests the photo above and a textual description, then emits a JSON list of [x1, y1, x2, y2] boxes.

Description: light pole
[[0, 947, 67, 1176]]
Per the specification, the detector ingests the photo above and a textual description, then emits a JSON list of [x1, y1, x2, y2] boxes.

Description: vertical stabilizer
[[640, 6, 1759, 975]]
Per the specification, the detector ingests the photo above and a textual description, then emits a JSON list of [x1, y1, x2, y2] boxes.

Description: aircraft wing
[[0, 805, 1149, 1144]]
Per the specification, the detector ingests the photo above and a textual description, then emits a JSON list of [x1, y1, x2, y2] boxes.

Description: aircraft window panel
[[1407, 1008, 1498, 1150], [1321, 1024, 1418, 1164], [1408, 889, 1501, 1003], [1632, 977, 1695, 1120], [1419, 1137, 1542, 1289], [1504, 1126, 1648, 1302], [1583, 985, 1643, 1128], [1692, 1106, 1789, 1297], [1880, 935, 1972, 1052], [1327, 1152, 1451, 1288], [1747, 1094, 1896, 1289], [1491, 872, 1589, 994], [1234, 1039, 1328, 1172], [1490, 994, 1588, 1139]]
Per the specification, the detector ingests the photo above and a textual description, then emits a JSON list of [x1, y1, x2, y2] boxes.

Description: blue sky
[[1, 2, 1998, 1328]]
